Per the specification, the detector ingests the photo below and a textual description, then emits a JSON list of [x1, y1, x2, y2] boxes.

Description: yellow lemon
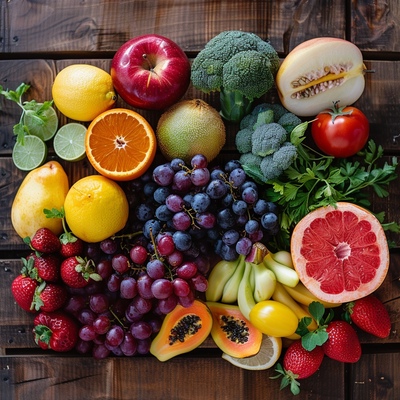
[[64, 175, 129, 243], [52, 64, 117, 122]]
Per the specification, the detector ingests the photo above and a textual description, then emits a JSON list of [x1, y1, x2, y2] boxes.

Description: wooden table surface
[[1, 1, 400, 399]]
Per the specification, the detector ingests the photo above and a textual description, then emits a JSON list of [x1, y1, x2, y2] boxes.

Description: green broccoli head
[[259, 142, 298, 181], [190, 30, 280, 122], [239, 152, 263, 168], [222, 50, 275, 102], [235, 127, 253, 154], [251, 122, 287, 157], [278, 112, 303, 133]]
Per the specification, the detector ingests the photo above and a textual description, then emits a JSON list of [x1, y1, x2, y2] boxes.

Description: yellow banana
[[205, 257, 240, 302], [251, 262, 276, 303], [237, 262, 256, 320], [283, 281, 342, 309], [272, 281, 318, 332], [220, 255, 245, 303], [269, 250, 294, 268], [263, 253, 299, 288]]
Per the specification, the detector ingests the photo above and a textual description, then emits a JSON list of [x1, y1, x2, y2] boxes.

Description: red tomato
[[311, 103, 369, 158]]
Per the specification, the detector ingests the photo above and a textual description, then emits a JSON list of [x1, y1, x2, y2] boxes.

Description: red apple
[[111, 34, 191, 110]]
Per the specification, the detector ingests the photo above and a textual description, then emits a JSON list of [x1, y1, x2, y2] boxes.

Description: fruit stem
[[142, 54, 155, 72]]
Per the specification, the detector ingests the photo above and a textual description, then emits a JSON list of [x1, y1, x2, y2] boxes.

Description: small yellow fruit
[[52, 64, 117, 122], [63, 175, 129, 243], [156, 99, 226, 163], [11, 161, 69, 239]]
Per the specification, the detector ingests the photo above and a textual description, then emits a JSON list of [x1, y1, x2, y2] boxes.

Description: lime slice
[[221, 335, 282, 370], [23, 102, 59, 141], [53, 123, 87, 162], [12, 135, 48, 171]]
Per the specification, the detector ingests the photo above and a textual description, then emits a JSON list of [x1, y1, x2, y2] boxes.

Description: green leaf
[[308, 301, 325, 324], [43, 207, 65, 219], [242, 164, 266, 185], [290, 121, 309, 146], [301, 329, 329, 351]]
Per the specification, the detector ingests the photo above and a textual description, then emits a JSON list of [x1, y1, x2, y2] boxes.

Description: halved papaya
[[150, 299, 212, 362], [206, 301, 263, 358]]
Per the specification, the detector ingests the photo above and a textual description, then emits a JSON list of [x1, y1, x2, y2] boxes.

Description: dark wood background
[[1, 1, 400, 399]]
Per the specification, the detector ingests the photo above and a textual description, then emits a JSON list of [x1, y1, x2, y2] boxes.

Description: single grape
[[107, 273, 122, 292], [221, 193, 234, 208], [175, 261, 198, 279], [93, 315, 111, 335], [172, 211, 192, 231], [130, 295, 153, 314], [170, 157, 186, 171], [120, 332, 138, 356], [111, 253, 130, 274], [63, 295, 86, 315], [232, 200, 248, 216], [172, 278, 191, 297], [136, 337, 152, 355], [245, 219, 260, 235], [143, 181, 158, 197], [165, 193, 184, 212], [129, 245, 148, 265], [178, 291, 195, 308], [151, 278, 174, 300], [157, 294, 179, 314], [153, 186, 172, 204], [100, 238, 118, 255], [135, 203, 154, 222], [152, 163, 174, 186], [106, 325, 125, 347], [229, 167, 247, 187], [130, 320, 153, 340], [96, 259, 113, 280], [143, 219, 162, 239], [253, 199, 275, 215], [206, 179, 228, 199], [79, 325, 97, 341], [249, 229, 264, 242], [242, 186, 258, 204], [224, 159, 242, 173], [196, 212, 216, 229], [172, 231, 192, 252], [190, 167, 210, 186], [217, 208, 236, 230], [167, 249, 184, 267], [191, 154, 208, 168], [155, 204, 173, 221], [210, 168, 225, 181], [191, 273, 208, 292], [77, 308, 97, 326], [172, 169, 193, 192], [146, 258, 166, 279], [222, 229, 240, 246], [261, 211, 279, 230], [156, 233, 175, 256], [75, 338, 93, 354], [120, 277, 138, 299], [92, 343, 111, 360], [137, 274, 154, 299], [218, 243, 239, 261], [236, 237, 253, 256], [89, 293, 110, 314], [191, 192, 211, 213]]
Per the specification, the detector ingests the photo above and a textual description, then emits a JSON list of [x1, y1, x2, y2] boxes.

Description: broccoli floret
[[251, 123, 287, 157], [251, 103, 288, 122], [278, 112, 303, 133], [191, 30, 279, 123], [235, 127, 253, 154], [240, 113, 258, 130], [259, 142, 297, 180], [239, 152, 263, 168]]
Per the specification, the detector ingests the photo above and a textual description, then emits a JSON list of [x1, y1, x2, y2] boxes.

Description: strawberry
[[27, 252, 61, 282], [59, 237, 84, 258], [322, 320, 361, 363], [28, 227, 61, 254], [31, 281, 68, 312], [272, 340, 325, 395], [345, 295, 391, 338], [33, 311, 79, 352], [60, 256, 101, 288], [11, 274, 38, 312]]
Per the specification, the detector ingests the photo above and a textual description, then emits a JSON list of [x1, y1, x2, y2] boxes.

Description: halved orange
[[85, 108, 157, 181]]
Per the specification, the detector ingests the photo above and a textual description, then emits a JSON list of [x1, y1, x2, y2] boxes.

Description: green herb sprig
[[0, 83, 54, 144], [265, 121, 399, 250]]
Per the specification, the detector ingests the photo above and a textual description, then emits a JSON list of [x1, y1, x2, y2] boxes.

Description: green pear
[[11, 161, 69, 239]]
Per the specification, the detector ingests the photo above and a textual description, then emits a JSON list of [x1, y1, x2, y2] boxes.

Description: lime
[[53, 123, 87, 162], [23, 102, 59, 141], [221, 335, 282, 371], [12, 135, 48, 171]]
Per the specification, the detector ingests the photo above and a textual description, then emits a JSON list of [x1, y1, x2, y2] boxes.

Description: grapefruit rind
[[290, 202, 389, 303]]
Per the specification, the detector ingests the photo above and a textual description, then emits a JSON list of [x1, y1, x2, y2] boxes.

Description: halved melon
[[290, 202, 389, 303], [150, 300, 212, 362], [276, 37, 366, 117], [206, 301, 263, 358]]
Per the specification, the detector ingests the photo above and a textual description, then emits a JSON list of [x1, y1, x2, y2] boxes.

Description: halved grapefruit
[[290, 202, 389, 303]]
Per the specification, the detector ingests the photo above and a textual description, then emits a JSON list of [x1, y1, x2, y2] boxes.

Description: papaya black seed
[[220, 315, 250, 344], [168, 314, 202, 345]]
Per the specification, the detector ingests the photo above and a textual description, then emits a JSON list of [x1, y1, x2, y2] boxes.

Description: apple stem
[[142, 54, 154, 71]]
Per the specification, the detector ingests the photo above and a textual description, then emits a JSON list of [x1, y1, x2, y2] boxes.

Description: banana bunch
[[206, 244, 342, 333]]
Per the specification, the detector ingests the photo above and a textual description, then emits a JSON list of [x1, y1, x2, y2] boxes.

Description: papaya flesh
[[276, 37, 366, 117], [206, 301, 262, 358], [150, 300, 212, 362]]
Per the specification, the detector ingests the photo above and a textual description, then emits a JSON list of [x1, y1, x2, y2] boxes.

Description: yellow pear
[[11, 161, 69, 239]]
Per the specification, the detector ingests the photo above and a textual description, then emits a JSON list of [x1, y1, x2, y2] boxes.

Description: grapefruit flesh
[[290, 202, 389, 303]]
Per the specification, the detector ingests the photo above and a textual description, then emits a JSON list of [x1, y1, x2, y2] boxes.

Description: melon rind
[[276, 37, 366, 117], [290, 202, 389, 303]]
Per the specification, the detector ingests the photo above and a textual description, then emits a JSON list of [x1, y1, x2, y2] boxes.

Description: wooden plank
[[0, 353, 345, 400], [0, 0, 347, 55], [350, 352, 400, 400]]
